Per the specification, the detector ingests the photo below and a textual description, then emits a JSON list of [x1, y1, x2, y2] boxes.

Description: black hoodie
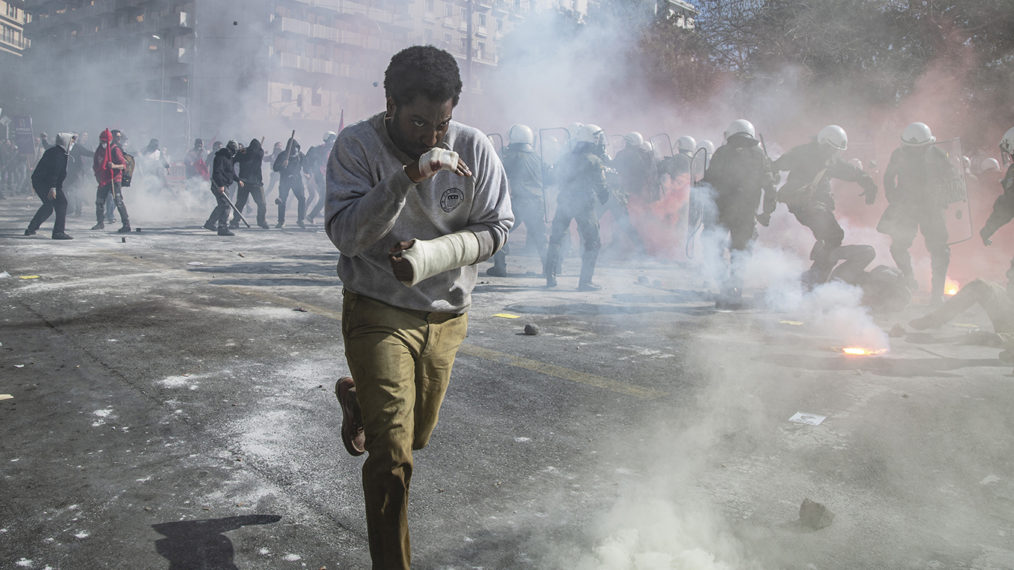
[[235, 139, 264, 184], [211, 147, 240, 188]]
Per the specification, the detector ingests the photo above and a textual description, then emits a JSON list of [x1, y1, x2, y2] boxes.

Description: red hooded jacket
[[93, 128, 126, 185]]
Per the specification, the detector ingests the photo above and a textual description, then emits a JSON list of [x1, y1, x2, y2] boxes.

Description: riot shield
[[685, 146, 713, 258], [538, 127, 571, 223], [649, 133, 674, 157], [487, 132, 504, 156], [933, 137, 973, 246]]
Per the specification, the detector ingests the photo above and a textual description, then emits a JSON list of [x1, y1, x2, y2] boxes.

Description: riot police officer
[[773, 124, 878, 286], [877, 122, 963, 303], [488, 123, 548, 276], [545, 124, 610, 290], [700, 119, 776, 302]]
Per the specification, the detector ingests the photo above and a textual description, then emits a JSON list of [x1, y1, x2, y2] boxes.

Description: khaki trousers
[[341, 289, 468, 570]]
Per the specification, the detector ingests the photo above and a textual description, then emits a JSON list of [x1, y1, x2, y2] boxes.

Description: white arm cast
[[398, 230, 481, 287]]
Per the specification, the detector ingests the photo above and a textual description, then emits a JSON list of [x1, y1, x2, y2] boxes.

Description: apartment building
[[24, 0, 555, 150], [0, 0, 29, 57]]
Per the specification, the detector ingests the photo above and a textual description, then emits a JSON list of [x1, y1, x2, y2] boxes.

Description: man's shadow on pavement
[[153, 514, 281, 569]]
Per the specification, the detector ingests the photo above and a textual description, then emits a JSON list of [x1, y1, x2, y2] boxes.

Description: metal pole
[[160, 38, 166, 142]]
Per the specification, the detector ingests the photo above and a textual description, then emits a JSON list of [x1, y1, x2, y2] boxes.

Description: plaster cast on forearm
[[397, 231, 481, 287]]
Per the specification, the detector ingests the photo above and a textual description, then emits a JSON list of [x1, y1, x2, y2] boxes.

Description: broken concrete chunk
[[799, 498, 834, 530], [523, 324, 540, 336]]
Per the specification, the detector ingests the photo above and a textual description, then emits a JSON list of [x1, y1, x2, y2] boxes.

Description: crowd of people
[[2, 127, 341, 239]]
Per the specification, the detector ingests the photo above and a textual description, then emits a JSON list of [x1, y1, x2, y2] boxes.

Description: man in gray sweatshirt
[[324, 45, 513, 569]]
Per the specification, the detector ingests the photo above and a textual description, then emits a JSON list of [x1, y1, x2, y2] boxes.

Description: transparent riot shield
[[487, 132, 504, 156], [538, 127, 571, 223], [934, 137, 973, 246], [685, 145, 713, 258], [649, 133, 674, 158]]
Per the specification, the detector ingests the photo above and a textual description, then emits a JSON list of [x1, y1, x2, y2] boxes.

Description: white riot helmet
[[818, 124, 848, 151], [961, 156, 971, 170], [324, 131, 337, 143], [724, 119, 755, 141], [641, 141, 654, 154], [697, 139, 715, 156], [849, 158, 863, 171], [1000, 127, 1014, 161], [901, 122, 935, 146], [576, 124, 606, 149], [980, 157, 1001, 173], [676, 135, 696, 155], [624, 131, 644, 148], [508, 124, 534, 147], [567, 122, 584, 148]]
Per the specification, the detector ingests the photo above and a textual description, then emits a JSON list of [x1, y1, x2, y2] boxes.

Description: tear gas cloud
[[15, 1, 1012, 566], [465, 4, 1006, 567]]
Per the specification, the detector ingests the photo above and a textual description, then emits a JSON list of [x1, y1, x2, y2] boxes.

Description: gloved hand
[[756, 211, 771, 227], [981, 227, 993, 247], [48, 188, 56, 200], [861, 181, 878, 205], [418, 148, 471, 180]]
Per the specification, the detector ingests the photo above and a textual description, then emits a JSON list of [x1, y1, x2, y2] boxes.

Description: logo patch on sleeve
[[440, 187, 465, 213]]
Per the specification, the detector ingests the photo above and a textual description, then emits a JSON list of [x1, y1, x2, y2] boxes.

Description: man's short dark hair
[[384, 45, 463, 107]]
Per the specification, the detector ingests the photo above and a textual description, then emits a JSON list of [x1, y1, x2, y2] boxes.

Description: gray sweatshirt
[[325, 112, 513, 313]]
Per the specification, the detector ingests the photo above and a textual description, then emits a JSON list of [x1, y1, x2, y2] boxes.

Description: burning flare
[[841, 347, 887, 356], [944, 278, 960, 296]]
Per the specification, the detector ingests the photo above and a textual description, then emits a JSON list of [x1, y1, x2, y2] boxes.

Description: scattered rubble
[[799, 498, 835, 530]]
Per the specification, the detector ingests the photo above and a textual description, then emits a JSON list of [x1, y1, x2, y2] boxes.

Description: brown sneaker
[[335, 377, 365, 456]]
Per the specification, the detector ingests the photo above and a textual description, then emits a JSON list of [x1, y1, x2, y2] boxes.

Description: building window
[[478, 13, 486, 27], [426, 0, 434, 11], [312, 91, 322, 106], [477, 41, 485, 60], [281, 88, 292, 102], [445, 3, 453, 17]]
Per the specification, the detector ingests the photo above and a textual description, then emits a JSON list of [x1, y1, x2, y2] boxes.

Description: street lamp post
[[152, 34, 166, 141], [144, 99, 189, 153]]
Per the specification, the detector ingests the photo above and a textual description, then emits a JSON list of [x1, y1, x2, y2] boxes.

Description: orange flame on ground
[[841, 347, 887, 356], [944, 278, 960, 296]]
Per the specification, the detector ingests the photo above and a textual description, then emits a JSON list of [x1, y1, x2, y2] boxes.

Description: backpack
[[121, 152, 136, 187]]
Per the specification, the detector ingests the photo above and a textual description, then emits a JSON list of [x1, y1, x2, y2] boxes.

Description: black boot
[[487, 250, 507, 277], [577, 250, 600, 291]]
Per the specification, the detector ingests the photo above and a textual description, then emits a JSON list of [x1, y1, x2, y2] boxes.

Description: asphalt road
[[2, 193, 1013, 570]]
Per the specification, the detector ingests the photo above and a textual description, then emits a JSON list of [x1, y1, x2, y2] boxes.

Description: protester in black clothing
[[26, 132, 75, 239], [304, 131, 336, 224], [231, 139, 269, 229], [272, 139, 309, 228], [205, 140, 243, 236]]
